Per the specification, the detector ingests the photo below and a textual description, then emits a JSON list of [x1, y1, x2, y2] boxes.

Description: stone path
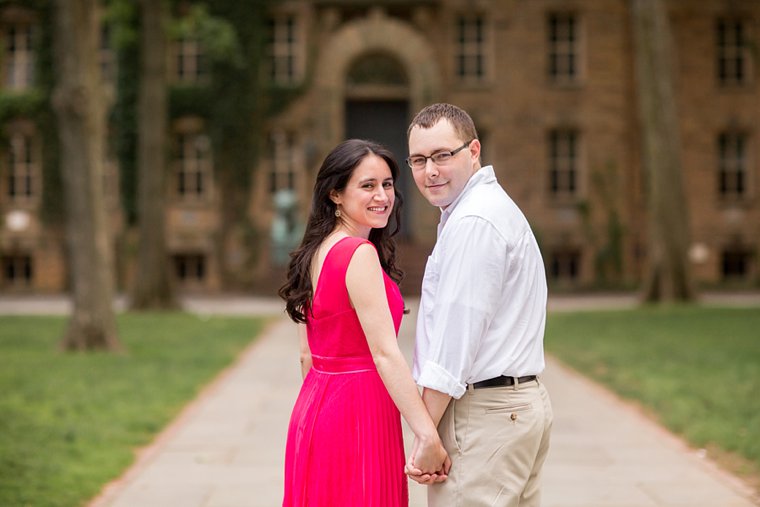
[[71, 296, 760, 507], [2, 293, 758, 506]]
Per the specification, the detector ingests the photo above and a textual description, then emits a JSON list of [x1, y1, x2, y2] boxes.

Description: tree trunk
[[130, 0, 177, 309], [631, 0, 696, 302], [52, 0, 121, 351]]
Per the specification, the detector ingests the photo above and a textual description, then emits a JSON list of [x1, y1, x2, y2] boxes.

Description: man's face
[[408, 119, 480, 209]]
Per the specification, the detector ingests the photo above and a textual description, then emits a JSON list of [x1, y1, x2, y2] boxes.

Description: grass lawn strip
[[546, 305, 760, 490], [0, 313, 264, 507]]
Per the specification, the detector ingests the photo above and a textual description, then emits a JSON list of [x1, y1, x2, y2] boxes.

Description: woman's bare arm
[[298, 324, 312, 380], [346, 244, 449, 475]]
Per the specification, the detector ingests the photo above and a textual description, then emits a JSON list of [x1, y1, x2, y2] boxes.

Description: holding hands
[[405, 434, 450, 485]]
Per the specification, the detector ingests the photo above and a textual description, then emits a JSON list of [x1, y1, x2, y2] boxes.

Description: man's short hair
[[407, 103, 479, 142]]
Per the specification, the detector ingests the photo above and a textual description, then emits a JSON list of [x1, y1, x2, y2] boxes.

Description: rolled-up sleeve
[[417, 359, 467, 398], [416, 216, 506, 399]]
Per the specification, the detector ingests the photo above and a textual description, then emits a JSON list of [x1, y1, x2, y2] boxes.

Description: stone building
[[1, 0, 758, 295]]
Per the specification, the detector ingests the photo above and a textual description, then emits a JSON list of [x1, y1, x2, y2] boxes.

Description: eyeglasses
[[406, 140, 474, 170]]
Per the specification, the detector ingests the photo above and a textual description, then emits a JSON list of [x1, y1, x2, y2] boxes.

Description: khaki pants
[[429, 379, 553, 507]]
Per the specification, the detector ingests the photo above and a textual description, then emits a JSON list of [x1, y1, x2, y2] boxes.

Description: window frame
[[549, 247, 582, 284], [717, 130, 751, 201], [267, 12, 303, 86], [174, 131, 213, 203], [268, 129, 299, 195], [716, 17, 754, 87], [6, 132, 38, 206], [454, 13, 490, 85], [547, 11, 581, 85], [173, 253, 207, 286], [173, 35, 208, 84], [2, 253, 33, 287], [720, 247, 753, 281], [3, 22, 35, 90], [548, 128, 581, 201]]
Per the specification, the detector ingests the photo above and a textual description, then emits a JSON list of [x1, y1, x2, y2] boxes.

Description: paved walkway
[[2, 290, 760, 316], [70, 296, 759, 507]]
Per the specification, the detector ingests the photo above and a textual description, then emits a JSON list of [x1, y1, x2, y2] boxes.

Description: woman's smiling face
[[331, 153, 395, 237]]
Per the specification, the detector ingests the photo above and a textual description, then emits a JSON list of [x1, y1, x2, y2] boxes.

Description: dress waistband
[[312, 354, 376, 374]]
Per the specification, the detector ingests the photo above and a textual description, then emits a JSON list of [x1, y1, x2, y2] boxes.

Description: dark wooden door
[[345, 99, 411, 237]]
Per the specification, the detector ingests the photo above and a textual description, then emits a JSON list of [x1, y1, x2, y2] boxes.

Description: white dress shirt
[[412, 166, 548, 399]]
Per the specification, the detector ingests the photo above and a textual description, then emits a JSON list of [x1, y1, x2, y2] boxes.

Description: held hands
[[405, 435, 451, 485]]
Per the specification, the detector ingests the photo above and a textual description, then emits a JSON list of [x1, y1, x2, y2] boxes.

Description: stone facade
[[0, 0, 758, 294]]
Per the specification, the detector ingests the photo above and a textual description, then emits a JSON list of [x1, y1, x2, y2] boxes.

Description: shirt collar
[[439, 165, 496, 228]]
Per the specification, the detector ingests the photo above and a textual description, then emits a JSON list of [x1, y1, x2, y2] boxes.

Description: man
[[405, 103, 553, 507]]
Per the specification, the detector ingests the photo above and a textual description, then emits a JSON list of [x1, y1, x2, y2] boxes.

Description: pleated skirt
[[283, 355, 408, 506]]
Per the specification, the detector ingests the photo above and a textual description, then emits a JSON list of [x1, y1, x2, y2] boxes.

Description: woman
[[279, 139, 449, 506]]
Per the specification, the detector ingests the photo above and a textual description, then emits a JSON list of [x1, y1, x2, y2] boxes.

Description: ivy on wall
[[173, 0, 269, 207], [3, 0, 307, 276], [201, 0, 274, 285], [106, 0, 139, 225], [577, 161, 626, 288], [168, 84, 213, 119], [108, 0, 301, 231], [35, 0, 62, 226], [0, 90, 45, 120], [0, 0, 61, 225]]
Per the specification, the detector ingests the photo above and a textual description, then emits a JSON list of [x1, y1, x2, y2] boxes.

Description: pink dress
[[283, 236, 408, 506]]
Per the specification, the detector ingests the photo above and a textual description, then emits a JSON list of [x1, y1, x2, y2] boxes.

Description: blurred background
[[1, 2, 760, 505], [0, 0, 758, 300]]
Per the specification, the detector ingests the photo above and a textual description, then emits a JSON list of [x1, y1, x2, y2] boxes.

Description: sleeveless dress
[[283, 236, 408, 506]]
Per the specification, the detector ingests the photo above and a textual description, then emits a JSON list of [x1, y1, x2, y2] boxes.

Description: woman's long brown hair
[[278, 139, 404, 323]]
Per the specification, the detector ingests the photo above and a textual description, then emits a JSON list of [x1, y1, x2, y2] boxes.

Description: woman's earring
[[335, 209, 341, 218]]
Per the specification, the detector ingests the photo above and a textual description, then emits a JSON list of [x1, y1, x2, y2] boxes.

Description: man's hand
[[405, 436, 450, 485], [404, 387, 453, 484]]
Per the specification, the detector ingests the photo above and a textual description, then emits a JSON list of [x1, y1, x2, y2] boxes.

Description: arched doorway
[[344, 52, 412, 234], [313, 10, 441, 243]]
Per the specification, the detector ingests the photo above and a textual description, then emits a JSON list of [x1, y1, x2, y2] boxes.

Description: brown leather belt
[[472, 375, 537, 389]]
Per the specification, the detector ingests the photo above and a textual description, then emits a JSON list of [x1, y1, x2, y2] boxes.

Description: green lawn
[[0, 313, 265, 507], [546, 305, 760, 478]]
